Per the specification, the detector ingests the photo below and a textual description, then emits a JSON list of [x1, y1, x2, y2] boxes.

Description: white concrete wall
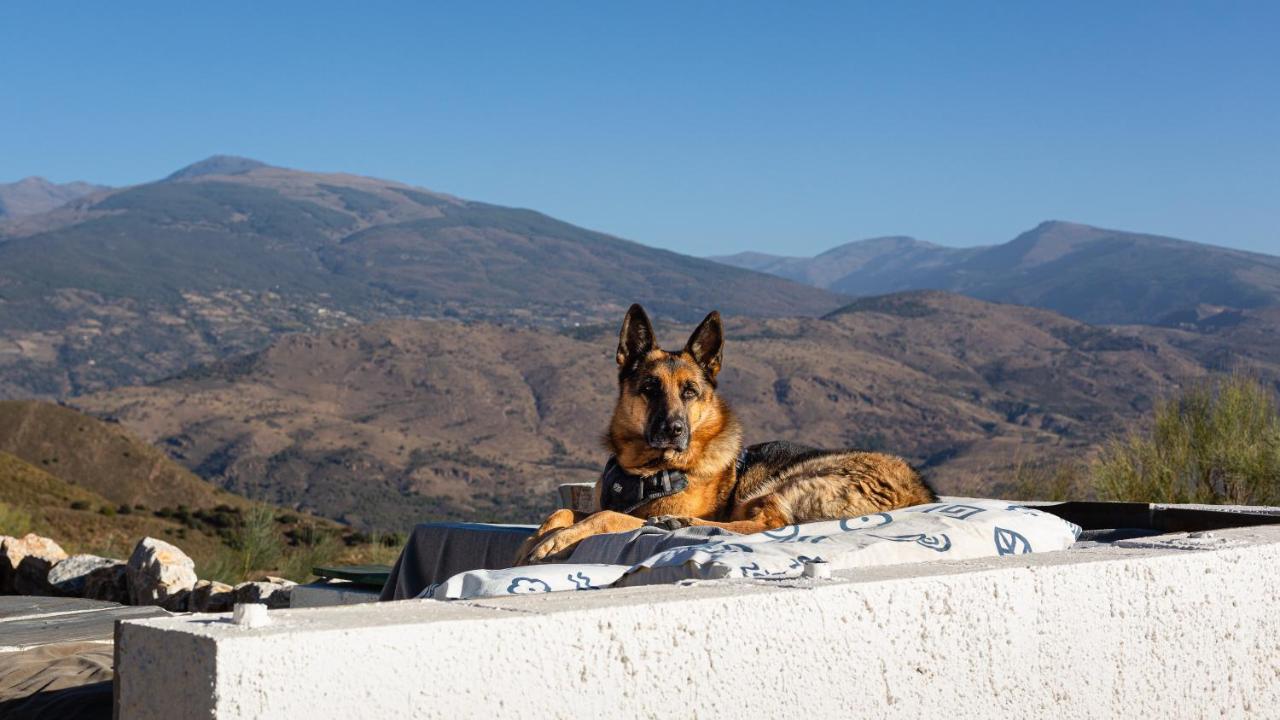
[[115, 525, 1280, 719]]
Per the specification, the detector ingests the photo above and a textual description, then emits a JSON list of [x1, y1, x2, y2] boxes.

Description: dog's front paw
[[646, 515, 696, 531], [523, 528, 579, 564]]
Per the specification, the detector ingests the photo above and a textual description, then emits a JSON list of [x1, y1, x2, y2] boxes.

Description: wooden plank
[[0, 606, 169, 650], [0, 596, 121, 621]]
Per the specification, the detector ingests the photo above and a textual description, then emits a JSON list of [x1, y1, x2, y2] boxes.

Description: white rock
[[83, 562, 130, 603], [48, 554, 124, 597], [232, 602, 272, 628], [190, 579, 236, 613], [233, 579, 295, 609], [127, 537, 197, 606], [1, 533, 69, 595]]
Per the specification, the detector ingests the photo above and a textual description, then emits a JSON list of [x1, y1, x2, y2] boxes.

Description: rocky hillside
[[0, 156, 843, 398], [712, 221, 1280, 325], [78, 291, 1274, 531]]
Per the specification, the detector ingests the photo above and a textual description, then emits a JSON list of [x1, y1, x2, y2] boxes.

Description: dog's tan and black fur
[[514, 304, 937, 565]]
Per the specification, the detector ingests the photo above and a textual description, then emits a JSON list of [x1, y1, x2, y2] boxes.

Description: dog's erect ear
[[684, 311, 723, 378], [616, 304, 655, 368]]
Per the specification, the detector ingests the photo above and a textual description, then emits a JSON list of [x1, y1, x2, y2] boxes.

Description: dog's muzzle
[[647, 414, 689, 451]]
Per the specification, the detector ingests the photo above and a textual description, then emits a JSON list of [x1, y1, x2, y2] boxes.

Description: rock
[[190, 579, 236, 612], [82, 562, 130, 603], [161, 588, 191, 612], [47, 554, 124, 597], [1, 534, 68, 595], [0, 534, 12, 594], [233, 578, 296, 609], [126, 537, 196, 606]]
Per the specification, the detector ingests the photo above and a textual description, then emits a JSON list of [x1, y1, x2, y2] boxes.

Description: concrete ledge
[[116, 525, 1280, 718]]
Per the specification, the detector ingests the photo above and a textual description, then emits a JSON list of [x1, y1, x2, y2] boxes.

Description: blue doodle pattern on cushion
[[567, 571, 600, 590], [761, 525, 832, 544], [739, 562, 774, 578], [506, 577, 552, 594], [993, 527, 1032, 555], [698, 542, 755, 556], [867, 532, 953, 552], [912, 503, 987, 520], [763, 525, 801, 541], [786, 554, 822, 570], [839, 512, 893, 531]]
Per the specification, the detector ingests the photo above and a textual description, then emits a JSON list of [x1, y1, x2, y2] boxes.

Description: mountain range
[[0, 156, 841, 398], [0, 177, 109, 219], [711, 222, 1280, 325], [3, 155, 1278, 530]]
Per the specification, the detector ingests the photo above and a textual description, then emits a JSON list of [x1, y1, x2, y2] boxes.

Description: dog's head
[[607, 304, 734, 470]]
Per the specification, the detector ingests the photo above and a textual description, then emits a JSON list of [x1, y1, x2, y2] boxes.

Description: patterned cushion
[[420, 500, 1081, 601]]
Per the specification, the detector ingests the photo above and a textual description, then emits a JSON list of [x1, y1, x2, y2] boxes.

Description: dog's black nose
[[667, 419, 685, 436]]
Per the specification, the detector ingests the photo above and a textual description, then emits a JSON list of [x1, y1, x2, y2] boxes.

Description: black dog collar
[[599, 457, 688, 514], [598, 449, 749, 515]]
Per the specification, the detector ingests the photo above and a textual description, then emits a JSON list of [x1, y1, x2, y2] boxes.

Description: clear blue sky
[[3, 2, 1277, 256]]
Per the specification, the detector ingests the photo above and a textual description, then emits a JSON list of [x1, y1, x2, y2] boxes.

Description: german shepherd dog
[[514, 304, 937, 565]]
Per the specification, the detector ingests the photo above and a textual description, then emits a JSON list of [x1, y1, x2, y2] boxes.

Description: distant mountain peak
[[0, 176, 110, 218], [166, 155, 270, 181]]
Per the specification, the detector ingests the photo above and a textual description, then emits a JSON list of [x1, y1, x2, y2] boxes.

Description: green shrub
[[1094, 374, 1280, 504], [228, 504, 284, 580], [0, 502, 34, 536], [69, 500, 91, 511]]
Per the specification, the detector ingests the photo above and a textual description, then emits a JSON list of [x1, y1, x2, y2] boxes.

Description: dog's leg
[[649, 496, 790, 535], [513, 508, 588, 566], [521, 510, 646, 564]]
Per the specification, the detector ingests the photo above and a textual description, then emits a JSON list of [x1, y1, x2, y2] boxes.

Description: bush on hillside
[[1094, 374, 1280, 505]]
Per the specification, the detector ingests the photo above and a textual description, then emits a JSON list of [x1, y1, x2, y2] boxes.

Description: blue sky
[[2, 2, 1277, 256]]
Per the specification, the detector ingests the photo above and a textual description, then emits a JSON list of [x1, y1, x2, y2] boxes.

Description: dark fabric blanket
[[379, 522, 539, 600]]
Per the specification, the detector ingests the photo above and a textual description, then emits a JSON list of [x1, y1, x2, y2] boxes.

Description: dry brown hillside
[[77, 291, 1252, 531], [0, 403, 390, 583], [0, 400, 250, 510], [0, 451, 233, 561]]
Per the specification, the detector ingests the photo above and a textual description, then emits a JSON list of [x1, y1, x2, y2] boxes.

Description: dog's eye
[[640, 380, 660, 396], [681, 385, 699, 400]]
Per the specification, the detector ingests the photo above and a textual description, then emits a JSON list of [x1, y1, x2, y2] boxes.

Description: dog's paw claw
[[646, 515, 695, 530]]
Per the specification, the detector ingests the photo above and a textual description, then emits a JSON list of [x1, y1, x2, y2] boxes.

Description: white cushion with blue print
[[419, 500, 1080, 601]]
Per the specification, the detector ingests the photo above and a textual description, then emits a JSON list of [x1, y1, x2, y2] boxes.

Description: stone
[[127, 537, 197, 606], [161, 588, 192, 612], [190, 579, 236, 613], [82, 562, 130, 603], [47, 554, 124, 597], [233, 579, 296, 609], [1, 533, 68, 595]]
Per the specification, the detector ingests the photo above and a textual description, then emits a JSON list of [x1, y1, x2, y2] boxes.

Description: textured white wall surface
[[115, 525, 1280, 719]]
